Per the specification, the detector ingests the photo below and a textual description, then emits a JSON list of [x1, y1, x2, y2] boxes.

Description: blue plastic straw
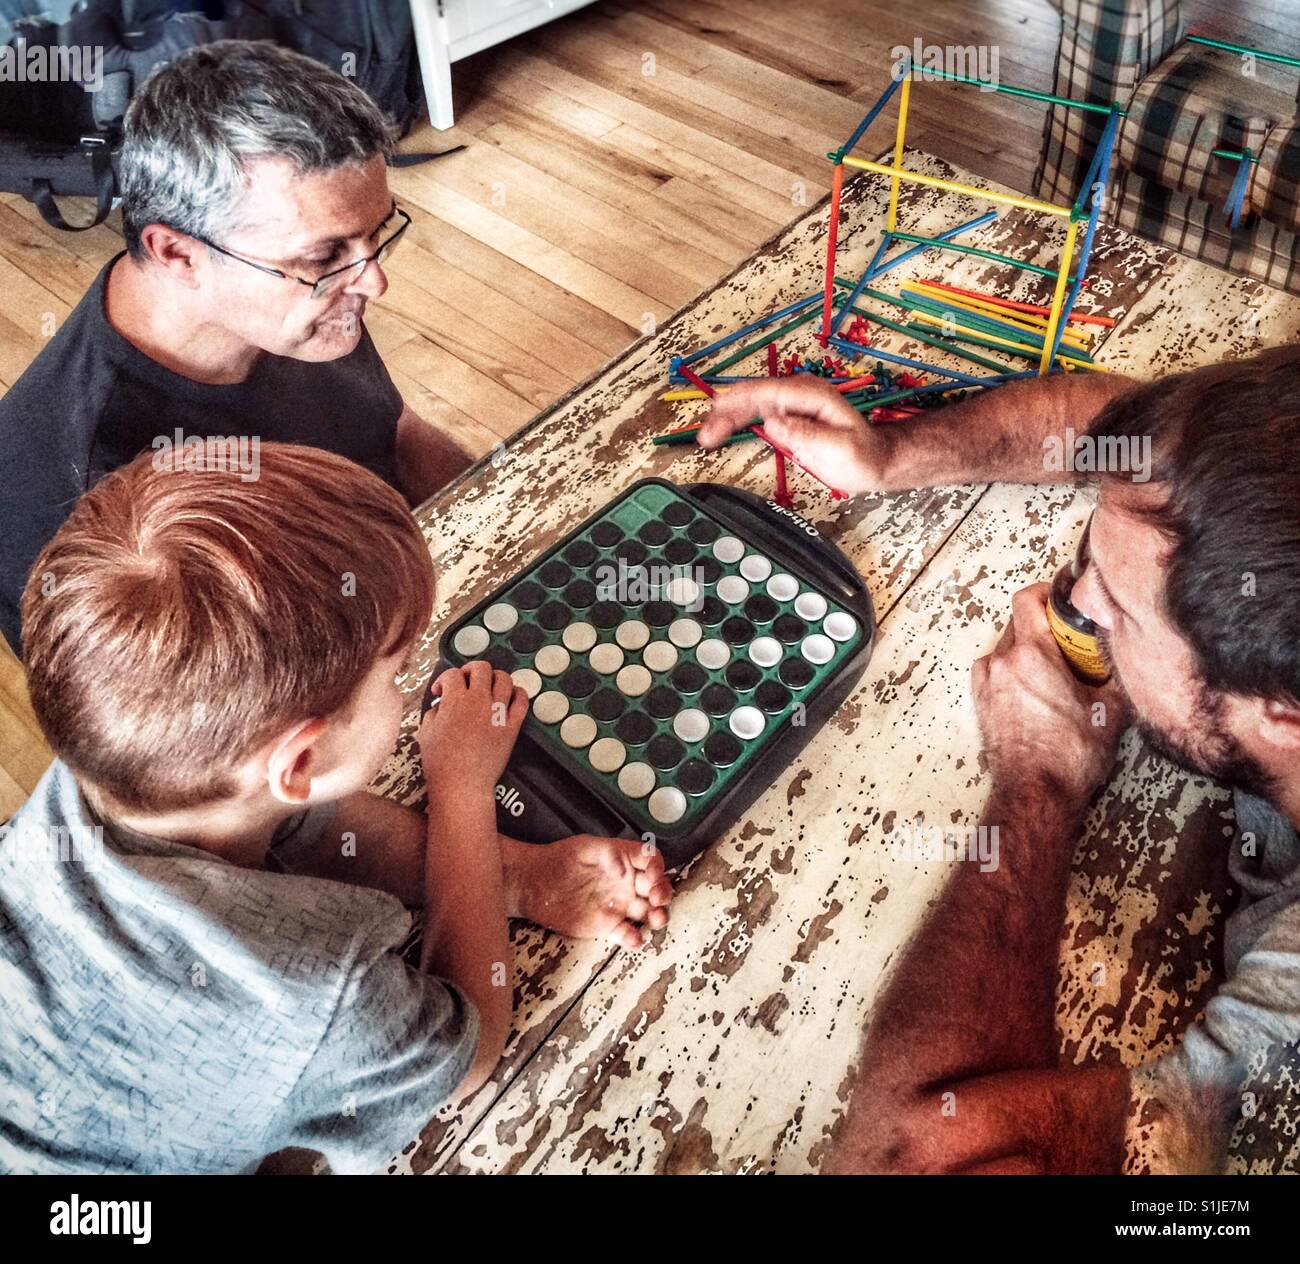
[[835, 65, 909, 159]]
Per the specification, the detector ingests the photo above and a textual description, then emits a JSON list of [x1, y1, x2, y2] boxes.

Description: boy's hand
[[420, 662, 528, 798], [971, 582, 1130, 810], [695, 377, 895, 495]]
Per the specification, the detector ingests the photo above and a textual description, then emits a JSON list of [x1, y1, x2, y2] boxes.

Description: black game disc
[[486, 646, 514, 672], [704, 730, 742, 767], [614, 539, 649, 566], [564, 580, 598, 609], [638, 520, 671, 547], [700, 682, 736, 716], [564, 538, 598, 568], [664, 538, 695, 566], [688, 518, 722, 545], [538, 601, 569, 631], [721, 616, 755, 646], [590, 600, 623, 628], [589, 688, 626, 722], [645, 685, 679, 719], [538, 559, 571, 589], [616, 710, 655, 745], [647, 733, 685, 770], [698, 557, 723, 584], [661, 501, 694, 527], [561, 666, 599, 699], [744, 594, 779, 624], [511, 623, 545, 654], [512, 581, 546, 610], [755, 679, 791, 713], [779, 658, 815, 689], [726, 660, 762, 692], [643, 600, 674, 628], [699, 596, 728, 625], [591, 522, 623, 548], [773, 613, 806, 643], [670, 662, 708, 694], [678, 759, 716, 796]]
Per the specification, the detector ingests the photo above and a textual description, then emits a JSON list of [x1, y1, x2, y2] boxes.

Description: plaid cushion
[[1119, 40, 1294, 217], [1034, 0, 1184, 207], [1255, 123, 1300, 237]]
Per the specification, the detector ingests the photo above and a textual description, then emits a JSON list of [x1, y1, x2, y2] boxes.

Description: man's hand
[[510, 834, 674, 949], [695, 377, 895, 495], [972, 581, 1130, 807], [419, 662, 528, 799]]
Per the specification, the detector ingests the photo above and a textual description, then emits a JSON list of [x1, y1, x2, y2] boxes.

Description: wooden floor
[[0, 0, 1295, 818]]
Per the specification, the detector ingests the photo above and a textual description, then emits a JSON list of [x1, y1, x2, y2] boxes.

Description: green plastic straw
[[884, 232, 1064, 279], [837, 303, 1010, 373], [1187, 33, 1300, 69], [707, 305, 822, 376]]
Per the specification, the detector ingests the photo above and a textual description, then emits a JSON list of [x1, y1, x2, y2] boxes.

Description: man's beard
[[1103, 633, 1277, 799]]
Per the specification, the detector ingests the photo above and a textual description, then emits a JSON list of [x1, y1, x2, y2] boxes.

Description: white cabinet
[[409, 0, 599, 129]]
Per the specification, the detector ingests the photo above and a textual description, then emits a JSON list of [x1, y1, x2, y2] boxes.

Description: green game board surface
[[442, 480, 863, 838]]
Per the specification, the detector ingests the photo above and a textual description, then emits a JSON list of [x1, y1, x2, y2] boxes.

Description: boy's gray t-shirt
[[0, 761, 477, 1175]]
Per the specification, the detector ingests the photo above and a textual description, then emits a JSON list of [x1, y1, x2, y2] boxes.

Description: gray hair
[[120, 40, 394, 260]]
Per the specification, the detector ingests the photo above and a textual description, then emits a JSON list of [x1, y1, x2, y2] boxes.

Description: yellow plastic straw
[[1039, 218, 1081, 373], [910, 310, 1105, 370], [906, 282, 1091, 345], [887, 76, 911, 234], [841, 156, 1073, 218]]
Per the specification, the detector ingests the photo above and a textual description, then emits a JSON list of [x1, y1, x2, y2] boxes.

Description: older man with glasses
[[0, 40, 462, 658]]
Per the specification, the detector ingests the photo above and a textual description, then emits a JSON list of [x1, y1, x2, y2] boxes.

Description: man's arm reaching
[[826, 583, 1134, 1174], [696, 369, 1136, 493]]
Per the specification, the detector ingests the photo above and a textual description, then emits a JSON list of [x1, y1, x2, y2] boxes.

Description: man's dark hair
[[1088, 344, 1300, 704]]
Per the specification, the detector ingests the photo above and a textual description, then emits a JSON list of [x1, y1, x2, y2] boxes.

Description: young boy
[[0, 443, 671, 1175]]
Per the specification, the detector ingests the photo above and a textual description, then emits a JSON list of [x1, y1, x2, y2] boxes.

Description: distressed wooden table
[[374, 149, 1300, 1175]]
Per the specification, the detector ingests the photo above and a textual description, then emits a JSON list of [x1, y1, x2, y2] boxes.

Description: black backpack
[[0, 1, 432, 230]]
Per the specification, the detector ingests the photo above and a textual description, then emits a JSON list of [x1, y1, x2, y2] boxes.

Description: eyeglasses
[[186, 204, 411, 300]]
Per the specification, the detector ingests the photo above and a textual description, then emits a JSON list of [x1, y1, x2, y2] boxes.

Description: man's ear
[[264, 717, 330, 805], [136, 223, 209, 288], [1256, 697, 1300, 753]]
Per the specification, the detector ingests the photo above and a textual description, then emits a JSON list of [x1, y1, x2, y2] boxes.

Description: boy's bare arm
[[695, 369, 1137, 493]]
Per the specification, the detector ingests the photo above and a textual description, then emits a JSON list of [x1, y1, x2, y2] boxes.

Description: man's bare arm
[[696, 370, 1136, 494], [826, 584, 1135, 1174], [395, 402, 475, 507]]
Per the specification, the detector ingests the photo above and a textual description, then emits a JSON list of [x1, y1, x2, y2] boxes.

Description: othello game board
[[435, 479, 874, 868]]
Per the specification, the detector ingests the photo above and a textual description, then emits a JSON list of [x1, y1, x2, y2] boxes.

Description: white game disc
[[534, 644, 571, 677], [511, 667, 543, 699], [728, 705, 765, 740], [713, 536, 745, 564], [665, 575, 701, 607], [695, 638, 731, 670], [560, 713, 598, 748], [716, 575, 750, 604], [483, 603, 519, 634], [533, 691, 570, 724], [767, 573, 799, 602], [795, 591, 828, 621], [615, 619, 651, 651], [562, 621, 598, 653], [648, 786, 688, 824], [739, 554, 773, 583], [618, 762, 656, 798], [642, 640, 678, 673], [616, 664, 653, 697], [801, 633, 835, 665], [588, 642, 625, 675], [824, 611, 858, 642], [748, 636, 782, 668], [673, 708, 710, 743], [452, 624, 490, 657], [668, 618, 702, 648], [589, 737, 627, 773]]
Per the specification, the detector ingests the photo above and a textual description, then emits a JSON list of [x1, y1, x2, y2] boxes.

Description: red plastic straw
[[820, 163, 846, 341]]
